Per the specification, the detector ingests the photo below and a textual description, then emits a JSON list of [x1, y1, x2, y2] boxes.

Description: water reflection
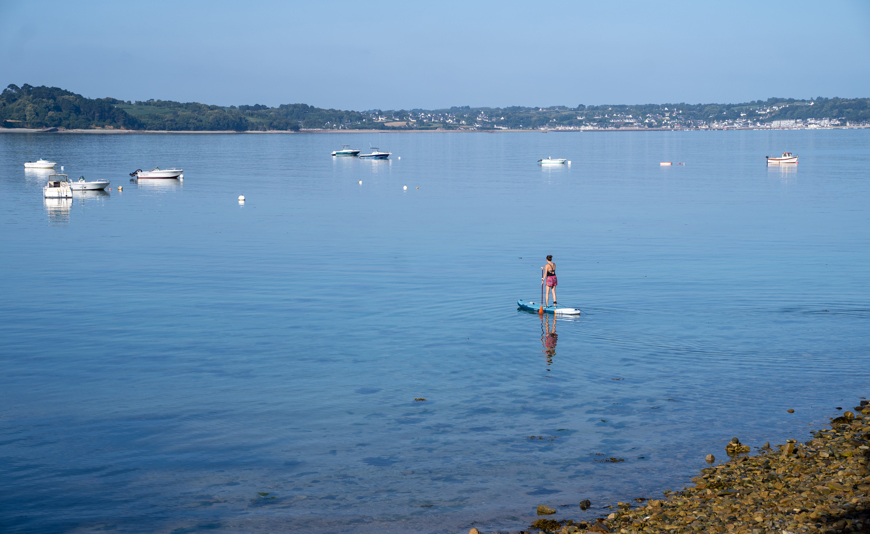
[[541, 314, 558, 371], [137, 179, 182, 191], [367, 159, 391, 174], [768, 164, 797, 185], [24, 168, 54, 182], [44, 197, 71, 226]]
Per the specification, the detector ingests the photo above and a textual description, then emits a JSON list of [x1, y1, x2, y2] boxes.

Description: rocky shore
[[508, 401, 870, 534]]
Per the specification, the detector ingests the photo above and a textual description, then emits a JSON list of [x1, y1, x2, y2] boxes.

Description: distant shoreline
[[1, 126, 867, 135]]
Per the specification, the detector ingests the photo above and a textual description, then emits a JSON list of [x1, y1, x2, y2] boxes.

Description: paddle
[[539, 267, 544, 315]]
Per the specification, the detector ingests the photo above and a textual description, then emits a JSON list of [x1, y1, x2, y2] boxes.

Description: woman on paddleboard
[[543, 255, 557, 307]]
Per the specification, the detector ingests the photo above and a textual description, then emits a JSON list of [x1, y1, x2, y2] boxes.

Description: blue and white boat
[[359, 147, 391, 160], [332, 145, 361, 157]]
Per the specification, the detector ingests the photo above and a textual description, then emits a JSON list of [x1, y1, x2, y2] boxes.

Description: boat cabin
[[47, 174, 69, 187]]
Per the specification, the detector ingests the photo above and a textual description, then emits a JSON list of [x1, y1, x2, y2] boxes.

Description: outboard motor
[[129, 169, 142, 177]]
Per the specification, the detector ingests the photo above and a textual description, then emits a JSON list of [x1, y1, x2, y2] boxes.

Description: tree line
[[1, 84, 868, 131]]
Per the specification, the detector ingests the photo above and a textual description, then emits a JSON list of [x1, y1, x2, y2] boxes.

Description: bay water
[[1, 130, 868, 533]]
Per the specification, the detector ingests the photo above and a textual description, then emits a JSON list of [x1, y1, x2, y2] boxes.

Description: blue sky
[[1, 0, 868, 109]]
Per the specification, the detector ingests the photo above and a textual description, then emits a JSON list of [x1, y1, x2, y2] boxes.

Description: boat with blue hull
[[517, 299, 581, 315], [359, 147, 391, 159]]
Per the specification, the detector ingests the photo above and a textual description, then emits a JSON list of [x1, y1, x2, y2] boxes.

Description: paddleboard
[[517, 299, 581, 315]]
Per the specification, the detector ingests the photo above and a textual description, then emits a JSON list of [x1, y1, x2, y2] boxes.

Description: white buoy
[[403, 185, 407, 190], [359, 180, 362, 184], [60, 166, 64, 171], [398, 156, 401, 160], [118, 186, 123, 191], [567, 161, 572, 164], [179, 174, 184, 180], [238, 195, 245, 201]]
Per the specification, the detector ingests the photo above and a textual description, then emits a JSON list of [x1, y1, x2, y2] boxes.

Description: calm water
[[1, 130, 868, 533]]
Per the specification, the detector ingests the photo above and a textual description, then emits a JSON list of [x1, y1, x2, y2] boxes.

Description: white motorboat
[[359, 148, 391, 159], [538, 157, 567, 165], [25, 158, 57, 169], [70, 176, 110, 191], [332, 145, 361, 157], [131, 167, 184, 179], [44, 174, 73, 198], [766, 152, 798, 164]]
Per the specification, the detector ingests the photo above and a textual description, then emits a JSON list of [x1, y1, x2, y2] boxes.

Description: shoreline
[[2, 126, 867, 135], [517, 401, 870, 534]]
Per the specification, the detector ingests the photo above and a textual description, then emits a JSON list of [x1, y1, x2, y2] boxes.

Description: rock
[[788, 409, 795, 413], [537, 504, 556, 515], [579, 499, 591, 510], [520, 398, 870, 534], [705, 454, 715, 463], [725, 438, 750, 455], [844, 410, 854, 420]]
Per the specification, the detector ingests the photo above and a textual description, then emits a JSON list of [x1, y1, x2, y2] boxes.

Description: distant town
[[344, 101, 864, 132], [2, 84, 868, 132]]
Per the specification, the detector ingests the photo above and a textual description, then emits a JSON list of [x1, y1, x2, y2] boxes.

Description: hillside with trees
[[1, 84, 868, 132]]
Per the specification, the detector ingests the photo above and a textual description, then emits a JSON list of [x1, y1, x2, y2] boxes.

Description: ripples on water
[[0, 130, 868, 533]]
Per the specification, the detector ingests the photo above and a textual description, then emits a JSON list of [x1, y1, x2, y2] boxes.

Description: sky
[[1, 0, 869, 110]]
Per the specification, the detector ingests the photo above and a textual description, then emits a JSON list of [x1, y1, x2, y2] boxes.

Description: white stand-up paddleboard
[[517, 300, 581, 315]]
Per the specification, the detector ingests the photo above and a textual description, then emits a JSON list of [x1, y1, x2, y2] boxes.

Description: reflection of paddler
[[541, 313, 557, 370]]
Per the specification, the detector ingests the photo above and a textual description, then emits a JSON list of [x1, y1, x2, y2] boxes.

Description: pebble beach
[[515, 401, 870, 534]]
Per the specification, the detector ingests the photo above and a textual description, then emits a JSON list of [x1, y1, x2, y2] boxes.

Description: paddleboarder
[[542, 255, 557, 307]]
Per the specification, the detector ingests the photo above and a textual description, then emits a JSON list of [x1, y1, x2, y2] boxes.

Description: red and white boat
[[131, 167, 184, 179], [766, 152, 798, 165]]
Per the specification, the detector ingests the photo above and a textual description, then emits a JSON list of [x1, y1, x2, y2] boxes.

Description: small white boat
[[132, 167, 184, 179], [70, 176, 110, 191], [44, 174, 73, 198], [25, 158, 57, 169], [766, 152, 798, 164], [359, 148, 391, 159], [538, 157, 567, 165], [332, 145, 361, 157]]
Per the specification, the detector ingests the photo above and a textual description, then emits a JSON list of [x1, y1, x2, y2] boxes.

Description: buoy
[[359, 180, 362, 184], [416, 187, 419, 189], [118, 186, 123, 191], [238, 195, 245, 201], [568, 161, 572, 164], [398, 156, 401, 160], [179, 174, 184, 180], [403, 185, 407, 190], [107, 188, 112, 191], [660, 162, 672, 166], [60, 166, 64, 171]]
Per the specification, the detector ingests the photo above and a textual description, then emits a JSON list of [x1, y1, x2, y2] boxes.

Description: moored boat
[[766, 152, 798, 164], [25, 158, 57, 169], [43, 174, 73, 198], [359, 148, 391, 159], [70, 176, 110, 191], [538, 157, 567, 165], [332, 145, 361, 157], [131, 167, 184, 179]]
